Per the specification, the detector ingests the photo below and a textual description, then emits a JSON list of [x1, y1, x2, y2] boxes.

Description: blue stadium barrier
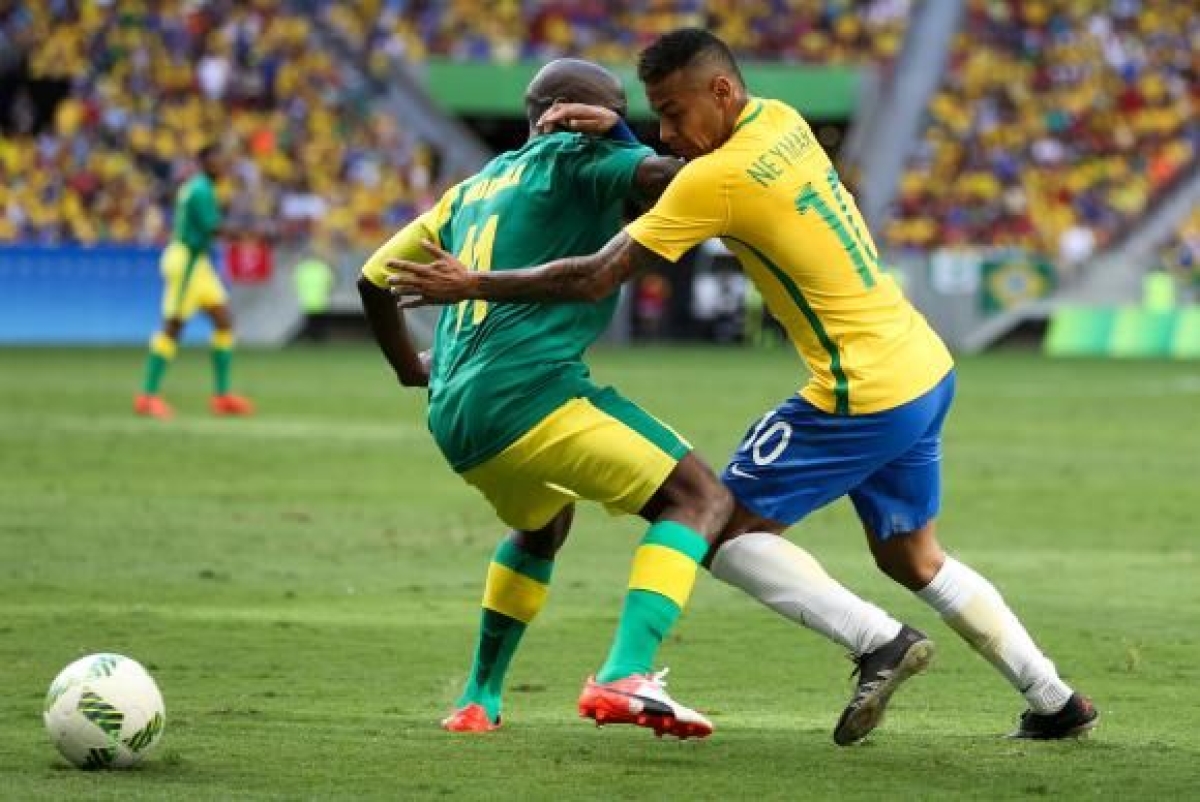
[[0, 245, 213, 344]]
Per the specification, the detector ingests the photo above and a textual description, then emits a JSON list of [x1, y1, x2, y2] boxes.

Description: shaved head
[[525, 58, 627, 129]]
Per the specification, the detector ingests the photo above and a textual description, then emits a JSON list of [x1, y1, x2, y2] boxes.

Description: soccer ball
[[43, 653, 166, 769]]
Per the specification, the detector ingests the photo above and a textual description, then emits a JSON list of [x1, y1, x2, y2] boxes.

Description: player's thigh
[[461, 455, 574, 533], [463, 391, 688, 529], [566, 386, 690, 515], [191, 261, 229, 314], [849, 372, 956, 541], [160, 246, 223, 320], [721, 393, 933, 527]]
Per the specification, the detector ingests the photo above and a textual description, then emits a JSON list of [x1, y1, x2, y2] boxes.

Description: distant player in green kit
[[135, 145, 254, 419], [360, 59, 733, 738]]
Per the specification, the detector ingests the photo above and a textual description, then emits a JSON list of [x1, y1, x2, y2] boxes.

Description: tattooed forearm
[[470, 232, 668, 303]]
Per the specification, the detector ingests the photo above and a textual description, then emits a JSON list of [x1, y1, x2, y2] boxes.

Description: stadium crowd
[[0, 0, 439, 248], [320, 0, 915, 79], [886, 0, 1197, 276], [0, 0, 914, 248], [1, 0, 1193, 273]]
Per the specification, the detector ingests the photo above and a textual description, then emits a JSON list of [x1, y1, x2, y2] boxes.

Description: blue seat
[[0, 246, 213, 344]]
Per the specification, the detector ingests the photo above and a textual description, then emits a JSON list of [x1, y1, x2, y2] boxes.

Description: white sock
[[711, 532, 902, 656], [917, 556, 1072, 713]]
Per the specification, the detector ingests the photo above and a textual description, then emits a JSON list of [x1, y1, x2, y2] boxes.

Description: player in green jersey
[[360, 59, 730, 739], [135, 145, 254, 419]]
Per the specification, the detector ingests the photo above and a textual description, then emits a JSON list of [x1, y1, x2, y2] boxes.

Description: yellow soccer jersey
[[626, 98, 953, 415]]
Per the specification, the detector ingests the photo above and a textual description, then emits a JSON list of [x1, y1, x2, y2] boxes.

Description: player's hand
[[386, 240, 474, 307], [537, 103, 620, 136]]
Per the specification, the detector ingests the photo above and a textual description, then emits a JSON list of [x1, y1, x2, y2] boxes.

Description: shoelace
[[648, 667, 670, 689], [846, 656, 890, 703]]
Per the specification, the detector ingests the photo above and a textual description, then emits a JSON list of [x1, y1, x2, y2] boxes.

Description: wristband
[[608, 118, 639, 144]]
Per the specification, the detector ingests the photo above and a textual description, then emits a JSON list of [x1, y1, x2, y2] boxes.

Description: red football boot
[[210, 393, 255, 416]]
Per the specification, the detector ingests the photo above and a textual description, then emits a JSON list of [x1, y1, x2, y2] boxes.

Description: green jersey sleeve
[[569, 138, 654, 208]]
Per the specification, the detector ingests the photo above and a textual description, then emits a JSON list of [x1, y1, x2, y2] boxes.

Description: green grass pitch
[[1, 346, 1198, 800]]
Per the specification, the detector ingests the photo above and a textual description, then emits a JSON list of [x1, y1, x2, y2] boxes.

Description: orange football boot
[[578, 669, 712, 739], [441, 703, 501, 733], [134, 394, 173, 419], [210, 393, 255, 416]]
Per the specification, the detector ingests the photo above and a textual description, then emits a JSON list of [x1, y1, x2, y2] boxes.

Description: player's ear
[[711, 75, 734, 105]]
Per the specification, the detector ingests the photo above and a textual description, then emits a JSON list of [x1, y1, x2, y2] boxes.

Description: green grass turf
[[1, 346, 1198, 800]]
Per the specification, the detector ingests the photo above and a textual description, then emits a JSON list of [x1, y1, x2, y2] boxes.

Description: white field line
[[0, 413, 426, 443]]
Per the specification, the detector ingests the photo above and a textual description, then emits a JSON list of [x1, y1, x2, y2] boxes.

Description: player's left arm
[[195, 186, 223, 238], [358, 212, 441, 387]]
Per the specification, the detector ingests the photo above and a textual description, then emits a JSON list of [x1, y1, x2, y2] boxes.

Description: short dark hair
[[197, 144, 219, 162], [637, 28, 743, 86]]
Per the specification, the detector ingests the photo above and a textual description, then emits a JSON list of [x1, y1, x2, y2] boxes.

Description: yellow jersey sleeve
[[672, 98, 953, 414], [360, 211, 439, 288], [360, 182, 463, 288], [624, 158, 730, 262]]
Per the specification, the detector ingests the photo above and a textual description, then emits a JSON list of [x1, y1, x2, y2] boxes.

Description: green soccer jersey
[[426, 133, 653, 472], [172, 173, 221, 254]]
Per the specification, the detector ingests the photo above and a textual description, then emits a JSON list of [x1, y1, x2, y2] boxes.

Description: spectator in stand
[[324, 0, 914, 79], [888, 0, 1197, 265], [0, 0, 448, 249]]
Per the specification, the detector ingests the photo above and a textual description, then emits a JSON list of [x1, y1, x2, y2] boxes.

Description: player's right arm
[[540, 102, 683, 204], [389, 159, 726, 304], [633, 156, 684, 204], [358, 210, 441, 387]]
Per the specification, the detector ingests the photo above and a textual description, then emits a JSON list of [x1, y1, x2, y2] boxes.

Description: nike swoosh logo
[[727, 464, 757, 480]]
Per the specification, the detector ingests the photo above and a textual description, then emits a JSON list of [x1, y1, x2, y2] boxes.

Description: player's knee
[[870, 530, 944, 591], [692, 476, 734, 538], [515, 505, 573, 558], [650, 455, 734, 539]]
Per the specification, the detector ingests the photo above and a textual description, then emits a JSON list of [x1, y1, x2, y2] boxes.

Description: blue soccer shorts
[[722, 370, 956, 540]]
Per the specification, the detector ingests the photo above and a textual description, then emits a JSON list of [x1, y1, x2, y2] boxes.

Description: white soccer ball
[[43, 653, 166, 770]]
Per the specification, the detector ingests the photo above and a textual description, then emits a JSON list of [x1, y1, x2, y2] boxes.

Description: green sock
[[211, 346, 233, 395], [142, 333, 176, 394], [457, 538, 554, 721], [143, 353, 170, 394], [595, 521, 708, 684], [457, 610, 527, 722], [596, 590, 680, 683]]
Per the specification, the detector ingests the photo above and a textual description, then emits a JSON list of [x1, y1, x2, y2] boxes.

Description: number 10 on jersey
[[794, 168, 879, 288]]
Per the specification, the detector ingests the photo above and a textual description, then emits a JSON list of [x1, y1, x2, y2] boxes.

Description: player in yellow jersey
[[390, 29, 1098, 743]]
